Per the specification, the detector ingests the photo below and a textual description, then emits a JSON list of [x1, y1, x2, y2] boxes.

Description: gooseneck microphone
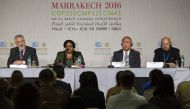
[[108, 56, 114, 68]]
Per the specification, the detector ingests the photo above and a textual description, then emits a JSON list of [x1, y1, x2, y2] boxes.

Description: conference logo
[[94, 41, 111, 55], [0, 41, 7, 48], [0, 41, 9, 55], [31, 42, 48, 55], [31, 42, 39, 48], [95, 42, 103, 48]]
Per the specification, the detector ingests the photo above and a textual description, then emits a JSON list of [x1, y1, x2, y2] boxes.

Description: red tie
[[20, 50, 24, 61]]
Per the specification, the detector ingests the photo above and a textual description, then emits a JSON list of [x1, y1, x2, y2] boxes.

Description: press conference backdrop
[[0, 0, 190, 67]]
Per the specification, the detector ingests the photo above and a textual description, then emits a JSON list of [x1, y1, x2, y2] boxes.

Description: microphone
[[108, 56, 114, 68]]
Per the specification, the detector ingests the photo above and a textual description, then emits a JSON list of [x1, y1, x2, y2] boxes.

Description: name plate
[[111, 62, 125, 68], [9, 64, 27, 68], [146, 62, 164, 68]]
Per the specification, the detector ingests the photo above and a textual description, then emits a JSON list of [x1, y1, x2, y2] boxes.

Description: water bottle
[[27, 56, 31, 67], [181, 55, 185, 68], [77, 56, 82, 66]]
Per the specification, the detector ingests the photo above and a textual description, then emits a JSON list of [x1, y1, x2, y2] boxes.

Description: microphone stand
[[108, 56, 114, 68]]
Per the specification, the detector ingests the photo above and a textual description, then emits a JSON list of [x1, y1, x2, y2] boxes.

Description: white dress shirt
[[123, 50, 130, 62]]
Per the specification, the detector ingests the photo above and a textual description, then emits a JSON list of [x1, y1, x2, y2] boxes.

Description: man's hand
[[166, 63, 176, 68], [13, 60, 24, 65]]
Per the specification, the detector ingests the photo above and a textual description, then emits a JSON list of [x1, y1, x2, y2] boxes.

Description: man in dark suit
[[153, 36, 181, 68], [53, 65, 72, 95], [112, 36, 141, 68], [7, 35, 39, 67]]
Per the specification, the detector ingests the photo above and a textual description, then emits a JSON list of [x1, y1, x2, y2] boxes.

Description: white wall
[[0, 0, 190, 67]]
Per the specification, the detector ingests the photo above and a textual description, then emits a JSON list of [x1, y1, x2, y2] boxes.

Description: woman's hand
[[166, 63, 176, 68]]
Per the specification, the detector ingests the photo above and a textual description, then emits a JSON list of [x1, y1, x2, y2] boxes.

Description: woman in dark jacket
[[149, 74, 181, 109], [73, 71, 105, 109]]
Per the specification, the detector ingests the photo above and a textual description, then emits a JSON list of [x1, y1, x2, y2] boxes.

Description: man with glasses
[[7, 35, 39, 67]]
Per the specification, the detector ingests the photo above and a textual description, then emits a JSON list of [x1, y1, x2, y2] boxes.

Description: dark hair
[[122, 36, 133, 46], [79, 71, 99, 90], [39, 69, 55, 85], [14, 83, 39, 109], [119, 70, 135, 88], [154, 74, 175, 97], [116, 71, 123, 86], [10, 70, 24, 87], [0, 78, 8, 96], [67, 96, 86, 109], [149, 69, 163, 86], [63, 40, 75, 48], [53, 65, 65, 79]]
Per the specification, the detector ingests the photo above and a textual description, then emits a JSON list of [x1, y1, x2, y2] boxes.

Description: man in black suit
[[7, 35, 39, 67], [153, 36, 181, 68], [112, 36, 141, 68], [53, 65, 72, 95]]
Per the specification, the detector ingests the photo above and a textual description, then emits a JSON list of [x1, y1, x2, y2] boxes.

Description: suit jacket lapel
[[118, 49, 123, 61], [16, 47, 20, 59], [129, 49, 133, 59], [129, 49, 134, 65]]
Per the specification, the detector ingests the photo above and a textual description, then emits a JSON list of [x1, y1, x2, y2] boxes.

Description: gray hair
[[14, 34, 24, 40]]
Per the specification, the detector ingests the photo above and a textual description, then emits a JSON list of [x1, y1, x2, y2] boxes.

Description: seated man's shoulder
[[107, 93, 120, 102], [178, 81, 190, 88], [53, 86, 70, 97], [56, 80, 70, 87], [9, 47, 18, 53], [113, 49, 123, 54], [108, 86, 121, 94], [171, 47, 180, 52], [154, 48, 162, 53], [74, 88, 104, 97], [133, 93, 147, 102], [131, 49, 140, 55], [108, 91, 146, 104], [10, 47, 17, 50], [143, 81, 152, 90], [26, 46, 36, 51]]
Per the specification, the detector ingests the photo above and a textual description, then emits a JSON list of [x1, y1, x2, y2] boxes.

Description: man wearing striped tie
[[7, 35, 39, 67]]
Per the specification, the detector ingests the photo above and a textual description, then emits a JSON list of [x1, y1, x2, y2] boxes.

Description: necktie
[[20, 50, 24, 61], [124, 53, 129, 64]]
